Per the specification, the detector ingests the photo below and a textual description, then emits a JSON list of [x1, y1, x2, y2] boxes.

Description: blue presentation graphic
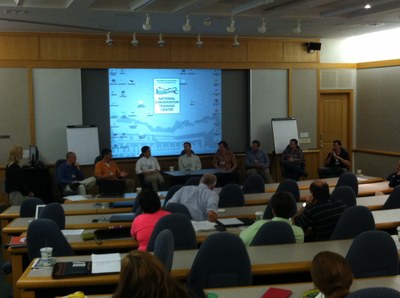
[[109, 68, 222, 158]]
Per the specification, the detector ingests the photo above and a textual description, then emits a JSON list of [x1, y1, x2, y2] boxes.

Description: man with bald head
[[293, 180, 346, 241], [167, 173, 219, 222]]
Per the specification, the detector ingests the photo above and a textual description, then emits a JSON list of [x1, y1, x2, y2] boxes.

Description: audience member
[[94, 148, 135, 192], [245, 140, 273, 183], [167, 173, 219, 222], [318, 140, 350, 178], [112, 250, 192, 298], [213, 140, 238, 184], [293, 180, 346, 241], [136, 146, 166, 191], [387, 160, 400, 188], [178, 142, 201, 171], [240, 192, 304, 246], [310, 251, 353, 298], [56, 151, 96, 195], [5, 145, 34, 205], [130, 189, 170, 251], [281, 138, 307, 181]]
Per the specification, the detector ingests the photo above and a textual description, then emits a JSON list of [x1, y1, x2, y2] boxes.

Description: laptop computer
[[98, 180, 126, 198], [216, 217, 254, 227], [34, 204, 46, 219]]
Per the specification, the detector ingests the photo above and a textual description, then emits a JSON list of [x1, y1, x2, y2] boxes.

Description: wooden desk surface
[[373, 208, 400, 230], [76, 276, 400, 298]]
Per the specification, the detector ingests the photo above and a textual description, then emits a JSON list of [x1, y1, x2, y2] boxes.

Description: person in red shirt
[[130, 189, 170, 251]]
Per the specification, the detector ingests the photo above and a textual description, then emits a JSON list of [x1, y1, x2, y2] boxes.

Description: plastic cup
[[40, 247, 53, 266]]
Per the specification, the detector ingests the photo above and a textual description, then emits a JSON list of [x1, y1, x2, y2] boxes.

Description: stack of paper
[[91, 253, 121, 274], [191, 221, 216, 232]]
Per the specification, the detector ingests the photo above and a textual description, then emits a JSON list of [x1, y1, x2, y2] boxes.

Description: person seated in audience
[[5, 145, 34, 205], [56, 151, 96, 195], [130, 189, 170, 251], [167, 173, 219, 222], [94, 148, 135, 192], [213, 140, 239, 185], [281, 138, 307, 181], [178, 142, 201, 171], [318, 140, 350, 178], [293, 180, 347, 241], [387, 160, 400, 188], [310, 251, 353, 298], [136, 146, 166, 191], [245, 139, 273, 183], [112, 250, 192, 298], [239, 192, 304, 246]]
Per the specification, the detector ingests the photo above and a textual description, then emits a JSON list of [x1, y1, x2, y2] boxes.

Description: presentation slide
[[109, 68, 222, 158]]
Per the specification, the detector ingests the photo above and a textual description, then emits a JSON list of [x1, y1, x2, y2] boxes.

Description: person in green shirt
[[240, 192, 304, 245]]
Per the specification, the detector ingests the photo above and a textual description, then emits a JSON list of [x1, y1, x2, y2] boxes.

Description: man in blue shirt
[[56, 152, 96, 195], [245, 140, 273, 183]]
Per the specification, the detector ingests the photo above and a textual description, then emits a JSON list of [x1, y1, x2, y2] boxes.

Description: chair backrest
[[336, 172, 358, 196], [185, 176, 201, 186], [276, 179, 300, 201], [153, 229, 174, 272], [39, 202, 65, 229], [20, 197, 45, 217], [330, 206, 375, 240], [93, 155, 102, 165], [218, 183, 244, 207], [55, 159, 67, 191], [27, 218, 74, 261], [383, 185, 400, 210], [163, 184, 183, 207], [263, 193, 297, 220], [164, 202, 192, 219], [346, 287, 400, 298], [346, 230, 399, 278], [146, 213, 197, 251], [242, 174, 265, 194], [187, 232, 252, 289], [250, 221, 295, 246], [330, 185, 356, 208]]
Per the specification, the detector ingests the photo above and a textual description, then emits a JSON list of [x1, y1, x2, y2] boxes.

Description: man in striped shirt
[[293, 180, 346, 241]]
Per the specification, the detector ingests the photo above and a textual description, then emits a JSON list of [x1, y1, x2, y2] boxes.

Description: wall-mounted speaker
[[306, 42, 321, 53]]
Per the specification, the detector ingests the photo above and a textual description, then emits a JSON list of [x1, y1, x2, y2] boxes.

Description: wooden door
[[318, 91, 353, 167]]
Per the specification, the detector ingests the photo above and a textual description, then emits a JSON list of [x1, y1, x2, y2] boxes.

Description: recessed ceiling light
[[364, 4, 371, 9]]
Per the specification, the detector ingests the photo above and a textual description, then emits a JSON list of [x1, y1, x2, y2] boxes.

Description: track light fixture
[[233, 35, 240, 47], [182, 15, 192, 32], [292, 19, 301, 34], [142, 13, 151, 31], [226, 16, 236, 33], [131, 32, 139, 46], [158, 33, 165, 47], [106, 32, 114, 46], [258, 17, 267, 33], [196, 34, 203, 48]]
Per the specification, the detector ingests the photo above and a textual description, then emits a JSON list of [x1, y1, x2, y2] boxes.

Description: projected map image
[[109, 68, 222, 158]]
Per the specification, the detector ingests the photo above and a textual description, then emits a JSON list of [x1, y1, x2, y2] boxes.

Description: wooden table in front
[[17, 239, 355, 298], [75, 276, 400, 298]]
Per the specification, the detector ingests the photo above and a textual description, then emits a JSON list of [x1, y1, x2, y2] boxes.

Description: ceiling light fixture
[[131, 32, 139, 46], [258, 18, 267, 33], [158, 33, 165, 47], [226, 16, 236, 33], [182, 15, 192, 32], [364, 3, 371, 9], [196, 34, 204, 48], [233, 35, 240, 47], [142, 13, 151, 31], [292, 19, 301, 34], [106, 32, 114, 46]]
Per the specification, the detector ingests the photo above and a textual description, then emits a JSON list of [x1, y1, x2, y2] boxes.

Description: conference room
[[2, 0, 400, 297]]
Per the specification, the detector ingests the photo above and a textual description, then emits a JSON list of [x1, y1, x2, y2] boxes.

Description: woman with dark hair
[[311, 251, 353, 298], [112, 250, 192, 298], [130, 189, 170, 251], [213, 140, 239, 185]]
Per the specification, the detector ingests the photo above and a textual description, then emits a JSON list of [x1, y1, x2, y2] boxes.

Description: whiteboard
[[66, 125, 99, 165], [271, 118, 299, 154]]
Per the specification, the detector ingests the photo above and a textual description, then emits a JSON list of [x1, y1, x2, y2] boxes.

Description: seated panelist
[[178, 142, 201, 171]]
